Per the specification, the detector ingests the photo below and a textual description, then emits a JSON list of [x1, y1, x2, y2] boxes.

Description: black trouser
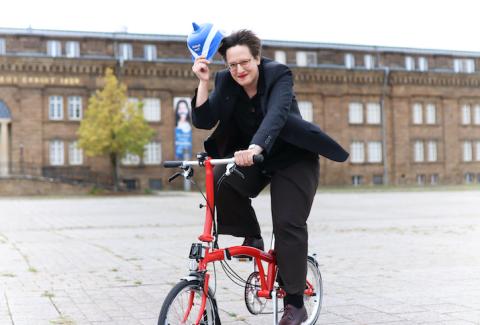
[[214, 158, 319, 295]]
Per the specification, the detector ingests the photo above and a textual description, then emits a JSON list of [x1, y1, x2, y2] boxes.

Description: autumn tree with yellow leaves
[[78, 68, 154, 191]]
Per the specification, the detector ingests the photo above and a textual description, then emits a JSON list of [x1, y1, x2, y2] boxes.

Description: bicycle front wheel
[[303, 256, 323, 324], [158, 279, 220, 325]]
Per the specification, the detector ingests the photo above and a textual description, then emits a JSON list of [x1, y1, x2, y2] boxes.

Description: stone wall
[[0, 177, 91, 196]]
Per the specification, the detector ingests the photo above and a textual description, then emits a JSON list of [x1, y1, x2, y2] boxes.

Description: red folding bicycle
[[158, 152, 323, 325]]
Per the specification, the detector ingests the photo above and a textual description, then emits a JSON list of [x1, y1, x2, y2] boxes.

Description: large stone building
[[0, 27, 479, 189]]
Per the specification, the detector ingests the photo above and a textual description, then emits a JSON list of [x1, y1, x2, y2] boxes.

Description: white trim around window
[[119, 43, 133, 61], [275, 50, 287, 64], [427, 141, 438, 162], [462, 104, 471, 125], [68, 141, 83, 165], [0, 38, 5, 55], [463, 141, 473, 162], [364, 54, 375, 69], [348, 102, 363, 124], [405, 56, 415, 71], [414, 141, 424, 162], [366, 102, 381, 124], [345, 53, 355, 69], [425, 104, 436, 124], [68, 96, 82, 120], [350, 141, 365, 163], [367, 141, 382, 163], [298, 101, 313, 122], [49, 96, 64, 120], [142, 98, 161, 122], [49, 140, 64, 166], [412, 103, 423, 124], [144, 142, 162, 165], [65, 41, 80, 58], [144, 44, 157, 61], [122, 152, 140, 165], [47, 40, 61, 57]]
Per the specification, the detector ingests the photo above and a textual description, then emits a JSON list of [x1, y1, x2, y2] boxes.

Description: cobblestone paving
[[0, 190, 479, 324]]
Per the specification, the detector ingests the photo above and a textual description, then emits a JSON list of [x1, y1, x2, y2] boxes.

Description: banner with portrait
[[173, 97, 192, 160]]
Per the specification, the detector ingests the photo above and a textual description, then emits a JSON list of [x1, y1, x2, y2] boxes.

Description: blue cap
[[187, 22, 226, 61]]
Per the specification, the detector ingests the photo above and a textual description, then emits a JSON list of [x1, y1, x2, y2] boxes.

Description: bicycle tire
[[303, 256, 323, 324], [158, 279, 221, 325]]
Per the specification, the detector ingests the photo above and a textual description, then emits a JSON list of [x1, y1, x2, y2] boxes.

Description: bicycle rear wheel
[[303, 256, 323, 324], [158, 279, 220, 325]]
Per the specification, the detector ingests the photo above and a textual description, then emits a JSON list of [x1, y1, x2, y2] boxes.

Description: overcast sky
[[1, 0, 479, 52]]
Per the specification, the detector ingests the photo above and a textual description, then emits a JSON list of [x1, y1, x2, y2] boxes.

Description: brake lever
[[225, 163, 245, 180], [168, 172, 182, 183]]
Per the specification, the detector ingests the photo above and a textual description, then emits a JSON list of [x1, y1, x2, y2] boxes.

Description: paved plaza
[[0, 189, 480, 324]]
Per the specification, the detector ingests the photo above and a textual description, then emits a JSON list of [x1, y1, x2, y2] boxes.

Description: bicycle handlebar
[[163, 154, 264, 168]]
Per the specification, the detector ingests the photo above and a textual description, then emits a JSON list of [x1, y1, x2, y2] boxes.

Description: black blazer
[[192, 58, 349, 162]]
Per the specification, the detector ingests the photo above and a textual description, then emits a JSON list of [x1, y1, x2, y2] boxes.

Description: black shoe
[[241, 236, 264, 251], [234, 236, 264, 261], [279, 304, 307, 325]]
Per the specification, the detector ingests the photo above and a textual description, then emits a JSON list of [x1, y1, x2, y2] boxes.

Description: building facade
[[0, 27, 479, 189]]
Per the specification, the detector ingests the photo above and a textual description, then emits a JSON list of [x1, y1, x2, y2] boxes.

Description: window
[[364, 54, 375, 69], [119, 43, 133, 61], [298, 101, 313, 122], [372, 175, 384, 185], [367, 141, 382, 163], [474, 105, 480, 125], [0, 39, 5, 55], [461, 104, 471, 125], [149, 179, 163, 190], [144, 142, 161, 165], [142, 98, 161, 122], [68, 141, 83, 165], [463, 141, 473, 162], [476, 141, 480, 161], [352, 175, 363, 186], [464, 173, 475, 184], [49, 96, 63, 120], [414, 141, 424, 162], [275, 51, 287, 64], [427, 141, 437, 162], [366, 102, 381, 124], [412, 103, 423, 124], [345, 53, 355, 69], [454, 58, 475, 73], [430, 174, 439, 185], [68, 96, 82, 120], [348, 102, 363, 124], [65, 41, 80, 58], [425, 104, 436, 124], [416, 174, 426, 185], [47, 40, 61, 57], [49, 140, 64, 166], [122, 152, 140, 165], [418, 57, 428, 71], [350, 141, 365, 163], [405, 56, 415, 71], [296, 51, 317, 67], [144, 44, 157, 61]]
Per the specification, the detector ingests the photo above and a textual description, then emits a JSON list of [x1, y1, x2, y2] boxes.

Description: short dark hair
[[218, 30, 261, 61]]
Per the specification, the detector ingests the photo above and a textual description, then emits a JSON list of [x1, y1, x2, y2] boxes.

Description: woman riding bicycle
[[191, 29, 348, 325]]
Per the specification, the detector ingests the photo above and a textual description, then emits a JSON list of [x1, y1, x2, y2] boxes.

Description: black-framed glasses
[[227, 58, 253, 71]]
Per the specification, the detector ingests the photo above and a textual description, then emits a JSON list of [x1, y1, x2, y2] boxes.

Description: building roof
[[0, 101, 11, 119], [1, 26, 480, 58]]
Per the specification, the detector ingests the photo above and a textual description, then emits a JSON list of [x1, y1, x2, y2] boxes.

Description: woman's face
[[177, 103, 189, 121], [225, 45, 260, 89]]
